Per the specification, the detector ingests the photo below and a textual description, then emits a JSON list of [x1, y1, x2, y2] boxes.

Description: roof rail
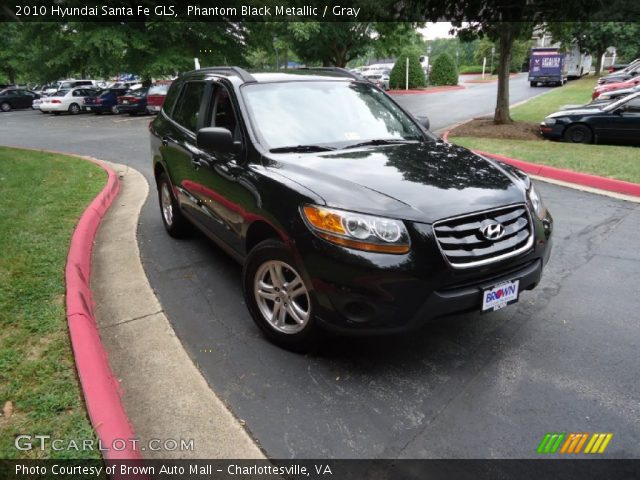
[[294, 67, 361, 80], [198, 66, 256, 83]]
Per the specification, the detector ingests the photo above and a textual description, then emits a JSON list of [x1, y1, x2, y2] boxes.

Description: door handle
[[191, 156, 209, 170]]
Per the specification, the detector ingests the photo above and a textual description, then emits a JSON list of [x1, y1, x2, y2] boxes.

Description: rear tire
[[68, 103, 80, 115], [157, 172, 190, 238], [243, 239, 323, 353], [111, 105, 119, 114], [564, 124, 593, 144]]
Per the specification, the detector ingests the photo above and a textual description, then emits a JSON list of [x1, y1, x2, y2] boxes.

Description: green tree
[[389, 49, 426, 89], [429, 53, 458, 85]]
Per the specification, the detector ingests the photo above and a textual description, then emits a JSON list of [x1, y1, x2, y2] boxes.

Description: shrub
[[430, 53, 458, 86], [389, 51, 426, 89]]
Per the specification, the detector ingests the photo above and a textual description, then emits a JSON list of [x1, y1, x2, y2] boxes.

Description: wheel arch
[[244, 220, 287, 255]]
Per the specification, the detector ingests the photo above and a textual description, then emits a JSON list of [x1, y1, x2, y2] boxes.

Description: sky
[[418, 22, 456, 40]]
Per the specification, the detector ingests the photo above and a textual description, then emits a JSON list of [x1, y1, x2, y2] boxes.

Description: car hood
[[547, 106, 603, 117], [267, 143, 526, 224]]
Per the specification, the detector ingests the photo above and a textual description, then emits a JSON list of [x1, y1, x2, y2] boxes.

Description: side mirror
[[197, 127, 235, 153], [416, 115, 430, 131]]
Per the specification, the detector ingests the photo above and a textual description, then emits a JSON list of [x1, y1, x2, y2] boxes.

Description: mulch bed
[[449, 118, 542, 141]]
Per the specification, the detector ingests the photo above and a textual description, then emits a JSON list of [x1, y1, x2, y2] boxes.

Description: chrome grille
[[433, 204, 534, 268]]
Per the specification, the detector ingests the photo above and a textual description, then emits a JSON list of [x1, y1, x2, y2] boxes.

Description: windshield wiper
[[342, 138, 420, 150], [270, 145, 336, 153]]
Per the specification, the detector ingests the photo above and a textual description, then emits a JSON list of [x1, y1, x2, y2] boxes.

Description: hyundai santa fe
[[150, 67, 553, 351]]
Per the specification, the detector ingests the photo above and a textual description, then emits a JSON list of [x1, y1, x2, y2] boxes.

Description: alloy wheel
[[254, 260, 310, 334], [160, 182, 173, 227]]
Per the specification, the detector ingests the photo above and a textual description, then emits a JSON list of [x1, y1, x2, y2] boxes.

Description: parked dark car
[[150, 67, 554, 351], [0, 88, 40, 112], [146, 83, 171, 114], [116, 88, 149, 115], [540, 92, 640, 144], [83, 88, 128, 114]]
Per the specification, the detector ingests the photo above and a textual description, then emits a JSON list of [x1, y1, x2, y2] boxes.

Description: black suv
[[150, 67, 553, 351]]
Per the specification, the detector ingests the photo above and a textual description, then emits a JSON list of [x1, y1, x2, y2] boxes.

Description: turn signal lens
[[302, 205, 410, 254]]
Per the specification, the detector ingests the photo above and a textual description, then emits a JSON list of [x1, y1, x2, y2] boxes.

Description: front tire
[[243, 240, 323, 352], [564, 124, 593, 144], [111, 105, 119, 114], [0, 102, 10, 112], [530, 81, 537, 87], [157, 173, 190, 237]]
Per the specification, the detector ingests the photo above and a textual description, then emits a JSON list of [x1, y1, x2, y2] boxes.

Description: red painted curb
[[7, 147, 144, 467], [441, 132, 640, 197], [388, 85, 465, 95], [64, 157, 146, 464]]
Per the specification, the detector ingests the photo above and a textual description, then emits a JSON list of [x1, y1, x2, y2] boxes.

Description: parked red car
[[592, 76, 640, 100], [146, 83, 171, 114]]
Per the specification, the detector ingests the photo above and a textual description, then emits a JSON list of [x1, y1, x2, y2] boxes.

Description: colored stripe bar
[[574, 433, 589, 454], [598, 434, 613, 453], [537, 433, 553, 454], [549, 433, 566, 453]]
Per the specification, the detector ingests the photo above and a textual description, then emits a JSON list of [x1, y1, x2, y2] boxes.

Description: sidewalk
[[91, 162, 264, 459]]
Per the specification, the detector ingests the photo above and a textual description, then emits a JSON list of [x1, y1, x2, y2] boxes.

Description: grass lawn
[[452, 137, 640, 184], [512, 76, 598, 122], [0, 147, 105, 459], [449, 75, 640, 185]]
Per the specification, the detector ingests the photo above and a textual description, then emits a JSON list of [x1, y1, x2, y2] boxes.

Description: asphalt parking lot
[[2, 103, 639, 459]]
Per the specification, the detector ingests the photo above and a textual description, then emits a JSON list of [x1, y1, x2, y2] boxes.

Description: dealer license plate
[[482, 280, 519, 312]]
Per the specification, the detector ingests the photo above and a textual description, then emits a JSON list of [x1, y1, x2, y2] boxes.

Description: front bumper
[[539, 122, 564, 140], [295, 209, 553, 334]]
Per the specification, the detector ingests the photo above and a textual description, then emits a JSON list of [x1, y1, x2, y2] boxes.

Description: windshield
[[604, 92, 640, 111], [241, 81, 424, 150]]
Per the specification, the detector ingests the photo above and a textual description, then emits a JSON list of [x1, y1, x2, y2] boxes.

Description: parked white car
[[39, 86, 98, 114]]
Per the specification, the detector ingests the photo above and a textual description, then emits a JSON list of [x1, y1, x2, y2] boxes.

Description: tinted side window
[[162, 81, 182, 116], [173, 82, 205, 132], [210, 86, 237, 135]]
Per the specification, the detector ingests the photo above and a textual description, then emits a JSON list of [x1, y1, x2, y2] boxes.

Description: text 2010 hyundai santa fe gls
[[150, 67, 553, 351]]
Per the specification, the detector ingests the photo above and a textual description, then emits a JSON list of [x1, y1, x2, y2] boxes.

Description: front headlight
[[302, 205, 410, 254], [544, 117, 556, 125], [528, 183, 546, 219]]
